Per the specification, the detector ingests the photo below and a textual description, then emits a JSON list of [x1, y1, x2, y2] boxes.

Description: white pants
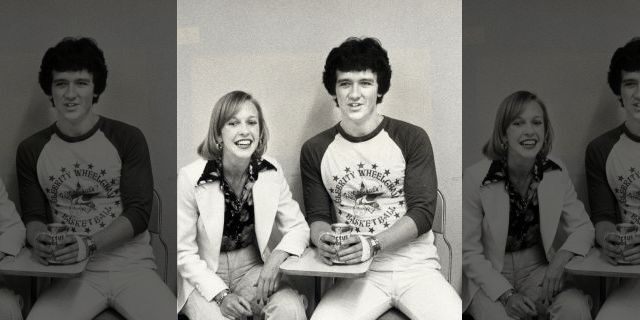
[[26, 268, 175, 320], [311, 265, 460, 320], [596, 278, 640, 320], [468, 245, 591, 320], [183, 245, 307, 320], [0, 286, 23, 320]]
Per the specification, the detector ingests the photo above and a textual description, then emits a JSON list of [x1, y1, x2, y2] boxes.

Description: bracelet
[[213, 289, 231, 305], [498, 289, 516, 306]]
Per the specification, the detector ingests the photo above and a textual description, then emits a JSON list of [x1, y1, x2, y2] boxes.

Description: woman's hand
[[504, 293, 537, 320], [315, 232, 338, 265], [256, 250, 289, 304], [540, 250, 573, 305], [220, 293, 252, 319]]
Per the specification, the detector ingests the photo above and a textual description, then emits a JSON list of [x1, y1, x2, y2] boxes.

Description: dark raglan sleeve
[[388, 120, 436, 235], [585, 130, 619, 224], [103, 119, 153, 235], [16, 129, 51, 226], [300, 131, 335, 225]]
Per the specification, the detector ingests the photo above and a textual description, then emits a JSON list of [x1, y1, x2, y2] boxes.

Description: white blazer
[[176, 156, 310, 311], [462, 156, 594, 311], [0, 178, 25, 257]]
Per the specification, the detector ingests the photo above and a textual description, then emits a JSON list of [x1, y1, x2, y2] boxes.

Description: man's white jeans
[[311, 264, 461, 320]]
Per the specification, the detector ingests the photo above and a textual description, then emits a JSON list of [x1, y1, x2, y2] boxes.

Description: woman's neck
[[507, 156, 535, 181], [222, 155, 250, 182]]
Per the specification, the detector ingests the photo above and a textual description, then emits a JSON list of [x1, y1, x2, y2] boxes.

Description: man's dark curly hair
[[39, 37, 108, 104], [323, 37, 391, 104], [608, 37, 640, 96]]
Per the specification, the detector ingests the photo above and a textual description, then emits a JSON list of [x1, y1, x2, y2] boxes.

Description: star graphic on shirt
[[395, 179, 400, 185], [100, 169, 106, 175], [84, 228, 91, 233], [394, 213, 400, 218], [74, 162, 80, 169], [100, 222, 106, 228], [618, 176, 624, 181], [344, 167, 351, 173], [49, 176, 55, 181], [329, 188, 334, 193], [358, 162, 364, 169], [371, 163, 378, 170], [631, 167, 636, 173], [355, 227, 360, 232], [384, 222, 390, 228], [88, 164, 94, 170], [111, 178, 116, 184], [399, 200, 404, 206], [71, 227, 77, 232], [110, 213, 116, 218], [60, 167, 66, 173], [45, 188, 50, 193], [398, 189, 404, 195], [333, 176, 339, 181], [115, 200, 121, 206], [369, 227, 375, 233], [384, 169, 390, 176]]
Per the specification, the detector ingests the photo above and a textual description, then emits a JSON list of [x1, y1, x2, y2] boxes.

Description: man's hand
[[255, 250, 288, 305], [219, 293, 252, 319], [31, 232, 54, 265], [620, 233, 640, 264], [504, 292, 537, 320], [335, 234, 366, 264], [51, 234, 86, 264], [315, 232, 338, 265], [601, 233, 624, 265]]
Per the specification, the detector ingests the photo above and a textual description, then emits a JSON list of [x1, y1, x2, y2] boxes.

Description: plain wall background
[[0, 1, 177, 293], [463, 0, 640, 206], [178, 0, 463, 294]]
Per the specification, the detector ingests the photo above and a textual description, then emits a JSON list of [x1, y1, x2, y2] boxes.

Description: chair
[[377, 189, 451, 320], [93, 189, 168, 320]]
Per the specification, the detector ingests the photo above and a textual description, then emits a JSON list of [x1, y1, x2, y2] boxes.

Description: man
[[17, 37, 174, 320], [586, 37, 640, 319], [300, 37, 460, 319], [0, 178, 26, 320]]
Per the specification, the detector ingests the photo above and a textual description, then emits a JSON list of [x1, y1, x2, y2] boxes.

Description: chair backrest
[[149, 189, 168, 283], [432, 189, 452, 282]]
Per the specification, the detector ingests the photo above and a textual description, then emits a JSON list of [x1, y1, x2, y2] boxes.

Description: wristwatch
[[85, 235, 97, 257], [367, 236, 382, 256], [498, 288, 516, 306], [213, 289, 231, 305]]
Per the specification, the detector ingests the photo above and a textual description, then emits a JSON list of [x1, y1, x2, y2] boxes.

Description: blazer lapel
[[194, 182, 225, 250], [253, 172, 278, 257], [538, 172, 563, 256], [480, 182, 510, 264]]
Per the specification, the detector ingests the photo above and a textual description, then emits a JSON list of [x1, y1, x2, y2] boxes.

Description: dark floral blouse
[[482, 158, 561, 252], [197, 157, 277, 252]]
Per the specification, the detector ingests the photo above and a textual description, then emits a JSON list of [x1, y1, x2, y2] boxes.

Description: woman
[[462, 91, 594, 320], [0, 178, 26, 320], [177, 91, 310, 319]]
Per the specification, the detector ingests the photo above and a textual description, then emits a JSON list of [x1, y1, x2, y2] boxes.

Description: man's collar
[[197, 157, 277, 186]]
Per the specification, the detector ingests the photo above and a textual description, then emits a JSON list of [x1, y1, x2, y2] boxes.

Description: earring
[[216, 142, 223, 150], [501, 141, 508, 151]]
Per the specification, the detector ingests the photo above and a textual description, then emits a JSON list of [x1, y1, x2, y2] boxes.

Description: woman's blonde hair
[[198, 91, 269, 160], [482, 91, 553, 160]]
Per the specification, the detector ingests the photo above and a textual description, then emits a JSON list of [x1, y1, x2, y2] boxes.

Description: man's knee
[[0, 288, 23, 320], [551, 288, 591, 320]]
